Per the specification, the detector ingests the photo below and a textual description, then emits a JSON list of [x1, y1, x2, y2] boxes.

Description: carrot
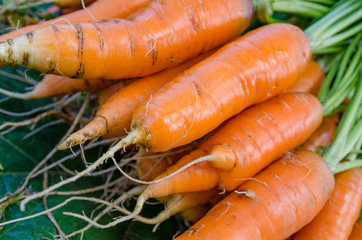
[[0, 0, 148, 42], [179, 205, 209, 224], [58, 51, 215, 149], [292, 167, 362, 240], [97, 81, 128, 106], [175, 151, 335, 240], [298, 114, 339, 152], [99, 93, 322, 224], [349, 218, 362, 240], [66, 23, 309, 154], [0, 74, 117, 99], [287, 60, 325, 96], [0, 0, 254, 79]]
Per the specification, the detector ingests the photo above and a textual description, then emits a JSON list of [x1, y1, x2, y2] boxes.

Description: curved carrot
[[179, 205, 209, 224], [101, 23, 310, 153], [292, 167, 362, 240], [287, 60, 325, 96], [0, 0, 254, 79], [0, 0, 148, 42], [0, 74, 117, 99], [59, 51, 215, 149], [97, 81, 128, 106], [175, 151, 335, 240], [298, 114, 339, 152], [349, 218, 362, 240]]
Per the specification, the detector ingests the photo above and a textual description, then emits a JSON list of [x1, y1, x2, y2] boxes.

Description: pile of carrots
[[0, 0, 361, 239]]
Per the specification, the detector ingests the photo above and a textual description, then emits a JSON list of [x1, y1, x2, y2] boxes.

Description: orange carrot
[[0, 0, 148, 42], [292, 167, 362, 240], [179, 205, 210, 224], [112, 93, 322, 223], [97, 81, 129, 106], [87, 23, 310, 154], [0, 74, 117, 99], [298, 114, 339, 152], [59, 51, 215, 149], [175, 151, 335, 240], [349, 218, 362, 240], [287, 60, 325, 96], [0, 0, 254, 79]]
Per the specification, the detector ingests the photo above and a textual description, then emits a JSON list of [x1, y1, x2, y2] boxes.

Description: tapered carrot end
[[58, 116, 109, 150]]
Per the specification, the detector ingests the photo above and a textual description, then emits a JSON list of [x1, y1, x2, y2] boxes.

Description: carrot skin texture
[[131, 23, 312, 152], [58, 51, 214, 149], [176, 151, 335, 240], [293, 167, 362, 240], [287, 60, 325, 96], [0, 0, 254, 79], [349, 218, 362, 240], [97, 81, 128, 106], [298, 114, 339, 152], [143, 93, 323, 198], [0, 0, 148, 42]]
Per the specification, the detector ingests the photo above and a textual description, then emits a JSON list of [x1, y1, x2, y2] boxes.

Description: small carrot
[[287, 60, 325, 96], [58, 51, 215, 149], [179, 205, 210, 224], [0, 74, 117, 99], [349, 218, 362, 240], [292, 167, 362, 240], [298, 114, 339, 152], [176, 151, 335, 240], [0, 0, 254, 79]]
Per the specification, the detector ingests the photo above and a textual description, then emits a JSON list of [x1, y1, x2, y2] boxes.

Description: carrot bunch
[[0, 0, 361, 239]]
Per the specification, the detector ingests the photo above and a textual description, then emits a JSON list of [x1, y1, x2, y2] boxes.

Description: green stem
[[272, 1, 327, 18], [334, 160, 362, 174], [305, 0, 359, 38], [323, 79, 362, 171], [315, 22, 362, 52], [318, 57, 341, 102]]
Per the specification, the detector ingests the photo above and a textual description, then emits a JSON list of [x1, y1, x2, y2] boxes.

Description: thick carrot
[[0, 0, 254, 79], [0, 0, 148, 42], [0, 74, 117, 99], [292, 167, 362, 240], [349, 218, 362, 240], [287, 60, 325, 96], [58, 51, 215, 149], [175, 151, 335, 240], [298, 114, 339, 152]]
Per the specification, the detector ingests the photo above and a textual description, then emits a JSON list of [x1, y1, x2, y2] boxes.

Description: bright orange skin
[[0, 0, 253, 79], [176, 151, 335, 240], [0, 0, 148, 42], [132, 23, 311, 152], [143, 93, 323, 198], [287, 60, 325, 96], [97, 81, 129, 106], [27, 74, 115, 99], [293, 167, 362, 240], [298, 114, 339, 152], [349, 218, 362, 240], [58, 51, 214, 149]]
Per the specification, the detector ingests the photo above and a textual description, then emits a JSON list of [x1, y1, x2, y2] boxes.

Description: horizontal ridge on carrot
[[0, 0, 254, 79]]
